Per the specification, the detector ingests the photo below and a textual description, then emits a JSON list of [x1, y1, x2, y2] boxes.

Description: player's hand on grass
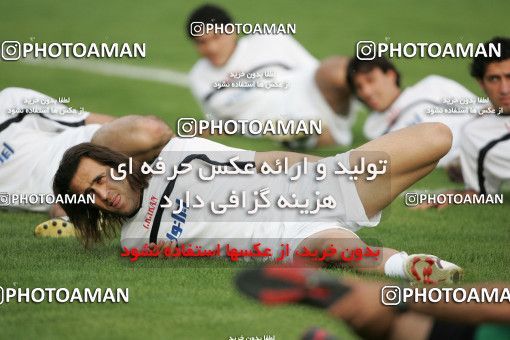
[[411, 189, 477, 210], [445, 161, 464, 183], [148, 240, 178, 259], [411, 191, 455, 210], [49, 203, 67, 218]]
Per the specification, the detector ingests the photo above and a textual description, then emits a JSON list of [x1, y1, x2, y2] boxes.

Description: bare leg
[[292, 124, 452, 275], [330, 280, 510, 339], [390, 313, 434, 340], [327, 278, 434, 340], [315, 56, 352, 115], [351, 122, 452, 217], [296, 228, 399, 275], [91, 115, 173, 161]]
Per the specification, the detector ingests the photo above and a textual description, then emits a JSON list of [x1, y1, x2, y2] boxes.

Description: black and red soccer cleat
[[234, 264, 350, 309]]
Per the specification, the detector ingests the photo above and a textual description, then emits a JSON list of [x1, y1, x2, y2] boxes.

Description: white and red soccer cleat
[[405, 254, 463, 284]]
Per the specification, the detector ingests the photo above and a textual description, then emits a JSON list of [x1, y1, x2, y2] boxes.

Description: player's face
[[479, 59, 510, 114], [193, 32, 237, 67], [70, 157, 141, 216], [353, 68, 400, 112]]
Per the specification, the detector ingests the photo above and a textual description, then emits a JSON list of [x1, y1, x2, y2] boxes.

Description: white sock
[[384, 251, 409, 278]]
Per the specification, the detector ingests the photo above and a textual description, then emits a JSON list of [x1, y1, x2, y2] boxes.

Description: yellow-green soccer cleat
[[405, 254, 463, 284], [34, 218, 76, 238]]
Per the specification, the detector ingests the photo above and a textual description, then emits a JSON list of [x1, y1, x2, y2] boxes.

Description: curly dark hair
[[53, 143, 150, 247]]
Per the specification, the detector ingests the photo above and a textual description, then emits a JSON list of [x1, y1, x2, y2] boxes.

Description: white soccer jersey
[[460, 114, 510, 194], [121, 137, 380, 260], [363, 75, 483, 166], [189, 34, 353, 145], [0, 87, 99, 211]]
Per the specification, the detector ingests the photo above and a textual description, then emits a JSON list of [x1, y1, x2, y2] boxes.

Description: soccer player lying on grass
[[346, 56, 481, 169], [235, 264, 510, 340], [186, 4, 356, 148], [415, 37, 510, 210], [0, 87, 173, 238], [53, 122, 462, 284]]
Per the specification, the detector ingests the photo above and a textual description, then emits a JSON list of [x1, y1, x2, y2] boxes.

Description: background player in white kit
[[53, 122, 463, 284], [416, 37, 510, 209], [346, 57, 482, 167], [0, 87, 173, 216], [186, 4, 355, 148]]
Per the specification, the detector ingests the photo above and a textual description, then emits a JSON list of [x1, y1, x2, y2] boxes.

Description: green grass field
[[1, 1, 509, 339]]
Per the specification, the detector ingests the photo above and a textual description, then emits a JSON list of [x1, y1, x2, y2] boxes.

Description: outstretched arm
[[90, 115, 173, 162]]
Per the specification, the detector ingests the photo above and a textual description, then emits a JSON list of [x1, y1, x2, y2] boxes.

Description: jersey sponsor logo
[[143, 195, 158, 229], [0, 142, 15, 165], [166, 198, 188, 242]]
